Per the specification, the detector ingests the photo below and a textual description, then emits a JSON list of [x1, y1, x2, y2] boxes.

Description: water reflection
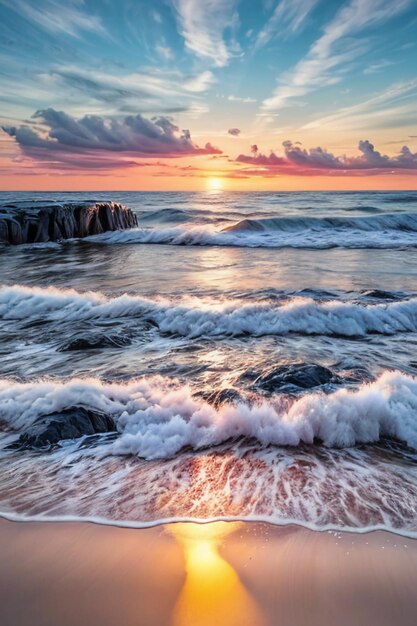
[[168, 522, 266, 626]]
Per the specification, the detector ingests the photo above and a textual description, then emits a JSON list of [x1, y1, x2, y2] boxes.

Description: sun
[[207, 177, 222, 191]]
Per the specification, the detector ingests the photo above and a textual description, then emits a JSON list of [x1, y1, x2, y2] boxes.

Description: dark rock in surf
[[336, 365, 373, 384], [195, 387, 244, 407], [59, 334, 132, 351], [10, 407, 116, 450], [254, 363, 335, 392], [362, 289, 397, 300], [0, 201, 138, 245]]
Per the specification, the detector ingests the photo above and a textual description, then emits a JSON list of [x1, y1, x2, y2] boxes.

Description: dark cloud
[[235, 139, 417, 175], [2, 109, 222, 169], [227, 127, 241, 136]]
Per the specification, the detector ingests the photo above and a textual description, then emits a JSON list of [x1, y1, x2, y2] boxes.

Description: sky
[[0, 0, 416, 191]]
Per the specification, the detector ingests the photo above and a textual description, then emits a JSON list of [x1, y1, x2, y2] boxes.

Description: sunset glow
[[208, 178, 222, 191], [0, 0, 416, 191]]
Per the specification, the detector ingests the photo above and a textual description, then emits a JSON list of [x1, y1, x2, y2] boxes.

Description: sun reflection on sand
[[168, 522, 266, 626]]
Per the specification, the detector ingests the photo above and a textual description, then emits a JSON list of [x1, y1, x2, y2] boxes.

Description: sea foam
[[2, 284, 417, 338], [1, 371, 417, 458]]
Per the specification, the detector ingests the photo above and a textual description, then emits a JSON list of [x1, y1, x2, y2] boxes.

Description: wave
[[86, 212, 417, 249], [138, 207, 195, 224], [383, 194, 417, 204], [2, 284, 417, 338], [2, 371, 417, 458], [223, 212, 417, 233]]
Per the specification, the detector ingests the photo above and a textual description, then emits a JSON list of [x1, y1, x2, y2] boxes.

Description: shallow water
[[1, 190, 417, 535]]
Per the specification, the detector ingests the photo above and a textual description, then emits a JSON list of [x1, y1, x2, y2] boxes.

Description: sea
[[1, 190, 417, 535]]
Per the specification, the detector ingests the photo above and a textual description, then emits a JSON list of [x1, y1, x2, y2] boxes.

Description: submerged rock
[[0, 201, 138, 245], [195, 388, 244, 407], [254, 363, 335, 392], [362, 289, 397, 300], [59, 334, 132, 351], [11, 407, 116, 450]]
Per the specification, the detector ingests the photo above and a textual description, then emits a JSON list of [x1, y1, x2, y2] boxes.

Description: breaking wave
[[86, 211, 417, 249], [2, 284, 417, 338], [224, 213, 417, 233], [2, 371, 417, 458]]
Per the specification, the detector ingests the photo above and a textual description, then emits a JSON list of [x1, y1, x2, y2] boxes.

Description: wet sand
[[0, 518, 416, 626]]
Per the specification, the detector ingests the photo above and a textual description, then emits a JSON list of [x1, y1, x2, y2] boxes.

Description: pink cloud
[[2, 108, 222, 170], [236, 140, 417, 176]]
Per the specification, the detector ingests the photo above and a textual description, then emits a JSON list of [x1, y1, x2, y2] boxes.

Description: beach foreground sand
[[0, 518, 416, 626]]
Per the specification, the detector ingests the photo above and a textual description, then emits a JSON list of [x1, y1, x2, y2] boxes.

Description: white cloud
[[302, 79, 417, 131], [183, 71, 216, 93], [363, 59, 394, 74], [228, 95, 257, 103], [156, 45, 174, 61], [1, 0, 106, 39], [150, 10, 162, 24], [262, 0, 412, 111], [255, 0, 320, 50], [170, 0, 240, 67], [36, 65, 214, 116]]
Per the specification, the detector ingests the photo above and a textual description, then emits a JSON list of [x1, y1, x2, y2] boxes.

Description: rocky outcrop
[[254, 363, 336, 392], [0, 201, 138, 245], [58, 333, 132, 351], [195, 387, 245, 407], [10, 407, 117, 450]]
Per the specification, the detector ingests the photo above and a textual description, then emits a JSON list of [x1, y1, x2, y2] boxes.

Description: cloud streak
[[262, 0, 413, 111], [170, 0, 240, 66], [1, 0, 106, 39], [302, 79, 417, 131], [42, 65, 215, 116], [255, 0, 320, 50]]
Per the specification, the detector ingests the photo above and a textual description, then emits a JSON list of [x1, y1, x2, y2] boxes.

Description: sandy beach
[[0, 518, 416, 626]]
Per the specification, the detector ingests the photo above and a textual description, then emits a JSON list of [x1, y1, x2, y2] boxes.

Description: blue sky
[[0, 0, 417, 189]]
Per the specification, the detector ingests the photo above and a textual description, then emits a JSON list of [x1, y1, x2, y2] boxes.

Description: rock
[[196, 387, 244, 407], [362, 289, 397, 300], [33, 209, 51, 243], [254, 363, 335, 392], [6, 217, 23, 244], [11, 407, 116, 450], [336, 365, 373, 384], [99, 203, 116, 231], [0, 201, 138, 245], [0, 218, 9, 243], [59, 334, 132, 351], [54, 205, 77, 239]]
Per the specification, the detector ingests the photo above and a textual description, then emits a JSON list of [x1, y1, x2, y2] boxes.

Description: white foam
[[86, 217, 417, 249], [2, 371, 417, 457], [2, 284, 417, 338]]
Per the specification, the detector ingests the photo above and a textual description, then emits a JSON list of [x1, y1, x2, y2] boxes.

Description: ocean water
[[1, 190, 417, 534]]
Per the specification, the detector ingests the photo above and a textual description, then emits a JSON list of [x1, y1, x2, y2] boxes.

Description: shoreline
[[1, 517, 417, 626], [1, 510, 417, 540]]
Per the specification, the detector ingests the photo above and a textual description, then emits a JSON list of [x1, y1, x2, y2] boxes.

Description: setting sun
[[208, 178, 222, 191]]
